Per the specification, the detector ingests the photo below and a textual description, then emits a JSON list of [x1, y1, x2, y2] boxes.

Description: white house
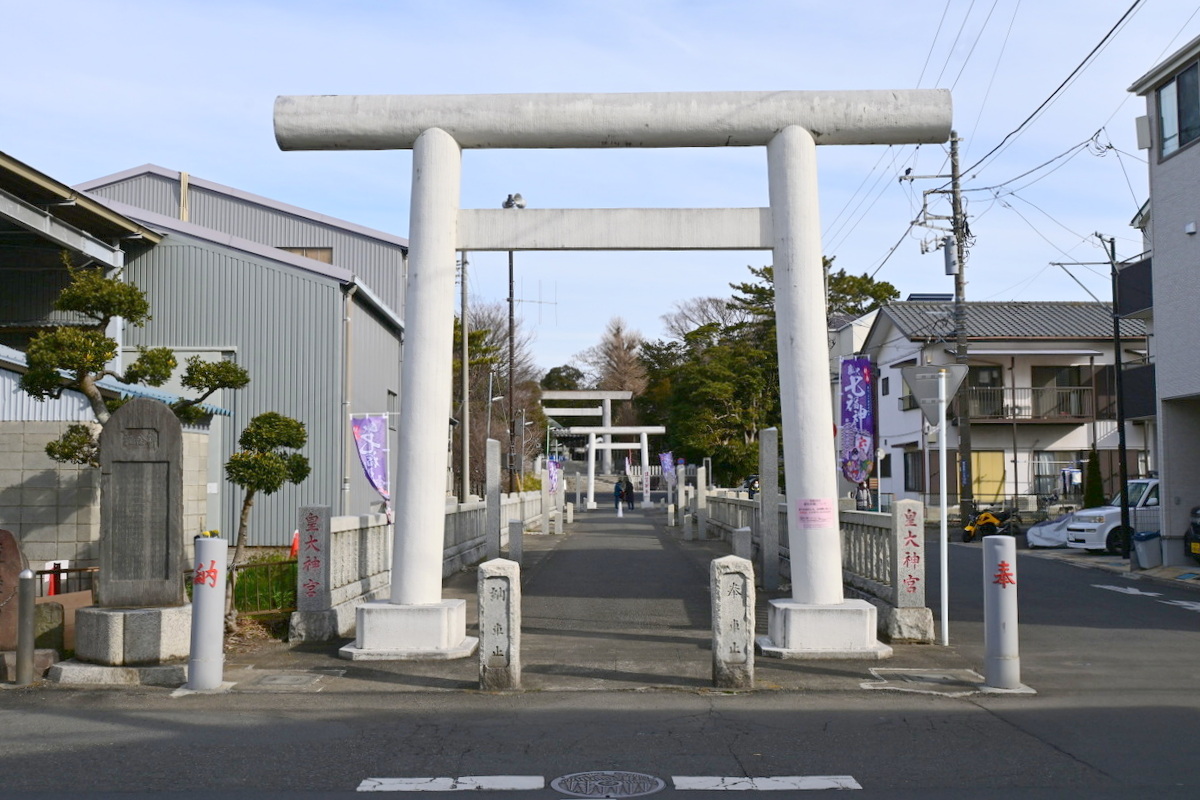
[[858, 300, 1149, 511], [1129, 33, 1200, 565]]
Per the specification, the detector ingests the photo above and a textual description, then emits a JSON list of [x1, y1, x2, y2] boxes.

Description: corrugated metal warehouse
[[77, 166, 408, 547]]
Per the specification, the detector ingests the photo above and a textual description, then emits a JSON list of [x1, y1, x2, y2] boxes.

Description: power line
[[961, 0, 1147, 178]]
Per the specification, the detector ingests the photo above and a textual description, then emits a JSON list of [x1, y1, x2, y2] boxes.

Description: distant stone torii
[[274, 88, 952, 662], [541, 389, 631, 475]]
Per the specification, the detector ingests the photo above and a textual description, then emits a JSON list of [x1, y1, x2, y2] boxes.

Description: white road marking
[[1159, 599, 1200, 613], [1092, 584, 1162, 596], [672, 775, 862, 791], [357, 776, 544, 792]]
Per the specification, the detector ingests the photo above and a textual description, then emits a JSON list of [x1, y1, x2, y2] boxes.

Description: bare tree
[[576, 317, 647, 425], [452, 301, 544, 495], [660, 296, 750, 341]]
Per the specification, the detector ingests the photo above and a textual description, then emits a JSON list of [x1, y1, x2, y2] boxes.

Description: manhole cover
[[551, 771, 665, 798]]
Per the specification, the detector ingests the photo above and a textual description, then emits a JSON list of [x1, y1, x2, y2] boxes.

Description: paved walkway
[[223, 504, 976, 694]]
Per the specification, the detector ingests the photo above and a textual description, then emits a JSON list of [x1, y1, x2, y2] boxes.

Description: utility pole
[[904, 130, 973, 531], [1100, 233, 1132, 560], [949, 131, 975, 533], [460, 251, 470, 502]]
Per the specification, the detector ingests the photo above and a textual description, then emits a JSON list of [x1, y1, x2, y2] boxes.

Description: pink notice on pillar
[[796, 498, 836, 529]]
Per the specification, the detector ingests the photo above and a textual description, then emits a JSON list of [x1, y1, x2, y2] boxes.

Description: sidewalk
[[215, 505, 980, 696]]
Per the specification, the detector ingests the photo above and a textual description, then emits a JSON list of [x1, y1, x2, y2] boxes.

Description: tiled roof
[[881, 301, 1146, 341]]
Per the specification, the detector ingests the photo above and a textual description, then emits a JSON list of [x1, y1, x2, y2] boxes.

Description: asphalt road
[[2, 509, 1198, 799]]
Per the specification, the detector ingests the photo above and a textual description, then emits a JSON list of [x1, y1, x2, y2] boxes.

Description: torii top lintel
[[274, 90, 952, 151]]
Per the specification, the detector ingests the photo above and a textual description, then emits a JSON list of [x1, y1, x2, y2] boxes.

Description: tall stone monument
[[69, 398, 191, 675], [97, 398, 185, 607]]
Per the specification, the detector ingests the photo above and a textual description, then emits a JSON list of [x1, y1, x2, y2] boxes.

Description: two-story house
[[859, 300, 1148, 511], [1129, 32, 1200, 566]]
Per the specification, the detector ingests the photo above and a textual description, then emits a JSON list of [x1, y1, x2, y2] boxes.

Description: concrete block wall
[[0, 421, 101, 567], [0, 422, 211, 569]]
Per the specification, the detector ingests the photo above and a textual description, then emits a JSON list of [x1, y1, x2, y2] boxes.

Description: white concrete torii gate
[[274, 89, 951, 661], [568, 425, 666, 510], [542, 389, 631, 475]]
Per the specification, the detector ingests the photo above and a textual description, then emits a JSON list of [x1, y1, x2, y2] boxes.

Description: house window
[[903, 450, 924, 493], [1031, 450, 1084, 498], [879, 453, 892, 478], [881, 376, 890, 396], [279, 246, 334, 264], [1158, 61, 1200, 157]]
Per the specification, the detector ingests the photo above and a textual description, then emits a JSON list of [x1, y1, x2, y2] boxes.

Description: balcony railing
[[960, 387, 1094, 422]]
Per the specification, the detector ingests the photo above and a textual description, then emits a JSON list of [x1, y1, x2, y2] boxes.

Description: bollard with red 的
[[983, 535, 1021, 690], [186, 533, 229, 691]]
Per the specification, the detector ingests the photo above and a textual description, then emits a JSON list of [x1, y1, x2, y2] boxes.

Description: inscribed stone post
[[478, 558, 520, 690], [758, 428, 780, 591], [0, 529, 29, 651], [296, 506, 332, 613], [711, 555, 755, 688], [695, 466, 708, 539], [97, 399, 185, 608]]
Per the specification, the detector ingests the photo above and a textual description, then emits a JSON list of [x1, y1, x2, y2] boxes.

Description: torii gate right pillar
[[758, 125, 891, 659]]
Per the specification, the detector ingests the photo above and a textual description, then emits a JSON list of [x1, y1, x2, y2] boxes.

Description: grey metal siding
[[123, 234, 344, 546], [346, 299, 402, 517], [0, 370, 93, 421], [88, 173, 180, 218], [88, 176, 406, 314]]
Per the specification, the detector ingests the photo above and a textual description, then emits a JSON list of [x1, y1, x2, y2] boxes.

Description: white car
[[1065, 478, 1160, 554]]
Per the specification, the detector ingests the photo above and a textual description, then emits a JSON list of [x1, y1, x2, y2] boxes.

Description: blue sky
[[6, 1, 1196, 370]]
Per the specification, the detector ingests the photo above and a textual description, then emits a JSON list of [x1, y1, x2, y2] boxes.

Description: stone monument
[[63, 399, 191, 680], [0, 529, 28, 652]]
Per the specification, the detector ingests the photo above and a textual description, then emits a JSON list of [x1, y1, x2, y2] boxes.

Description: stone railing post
[[758, 428, 780, 590], [486, 439, 501, 560]]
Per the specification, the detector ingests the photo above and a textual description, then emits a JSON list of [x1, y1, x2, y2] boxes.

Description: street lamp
[[503, 193, 525, 492], [485, 395, 504, 440]]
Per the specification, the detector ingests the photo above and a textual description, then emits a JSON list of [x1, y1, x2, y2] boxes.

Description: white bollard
[[983, 535, 1021, 690], [187, 534, 229, 691], [508, 520, 524, 565], [667, 504, 676, 527], [566, 502, 574, 525]]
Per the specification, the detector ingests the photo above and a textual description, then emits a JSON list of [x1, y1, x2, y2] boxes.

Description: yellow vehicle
[[963, 508, 1022, 542]]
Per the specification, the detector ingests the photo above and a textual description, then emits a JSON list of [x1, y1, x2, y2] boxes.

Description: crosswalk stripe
[[672, 775, 862, 791], [357, 776, 545, 792]]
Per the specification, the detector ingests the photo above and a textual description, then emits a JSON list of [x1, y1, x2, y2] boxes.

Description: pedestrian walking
[[625, 477, 635, 509], [855, 481, 872, 511], [613, 481, 623, 510]]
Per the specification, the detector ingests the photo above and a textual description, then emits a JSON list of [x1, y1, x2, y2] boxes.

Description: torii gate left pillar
[[275, 90, 950, 661]]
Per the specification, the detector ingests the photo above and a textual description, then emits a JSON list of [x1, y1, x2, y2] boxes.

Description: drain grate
[[862, 668, 984, 695], [551, 771, 665, 798]]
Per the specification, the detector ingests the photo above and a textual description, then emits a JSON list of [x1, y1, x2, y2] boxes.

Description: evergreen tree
[[20, 254, 249, 465]]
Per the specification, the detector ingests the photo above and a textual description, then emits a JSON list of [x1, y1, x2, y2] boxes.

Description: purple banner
[[351, 415, 390, 502], [839, 357, 875, 485], [547, 459, 560, 493], [659, 452, 675, 485]]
